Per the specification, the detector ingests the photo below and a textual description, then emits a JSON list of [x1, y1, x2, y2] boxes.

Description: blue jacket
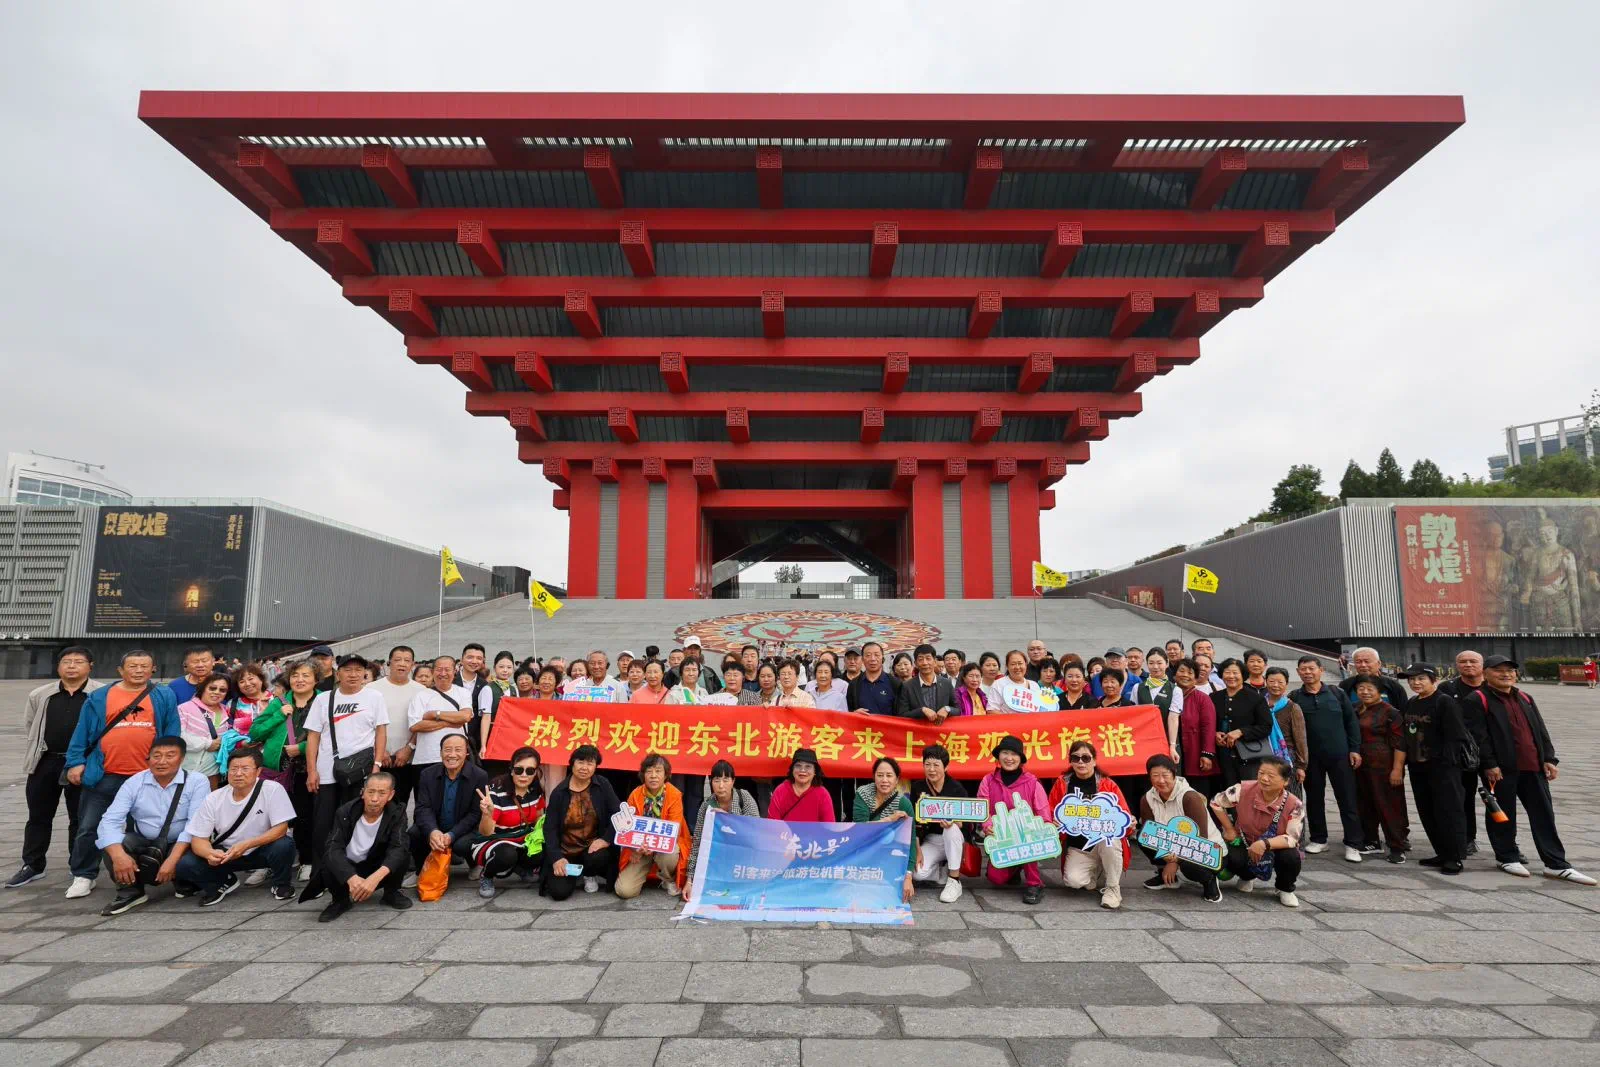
[[65, 685, 182, 788]]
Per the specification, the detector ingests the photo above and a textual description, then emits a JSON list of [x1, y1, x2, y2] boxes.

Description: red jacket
[[1177, 687, 1217, 779], [1048, 773, 1133, 869]]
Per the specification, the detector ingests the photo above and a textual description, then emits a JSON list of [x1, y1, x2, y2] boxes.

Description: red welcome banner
[[485, 699, 1170, 779]]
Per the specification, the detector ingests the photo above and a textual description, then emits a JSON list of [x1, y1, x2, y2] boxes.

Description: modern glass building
[[4, 452, 131, 507]]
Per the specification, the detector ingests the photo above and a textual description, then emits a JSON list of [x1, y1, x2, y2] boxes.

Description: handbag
[[416, 849, 451, 902], [129, 769, 188, 881], [323, 692, 374, 789], [1235, 735, 1273, 762], [62, 686, 149, 785], [959, 840, 985, 878]]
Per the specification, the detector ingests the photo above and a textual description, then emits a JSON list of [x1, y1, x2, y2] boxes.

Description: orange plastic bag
[[417, 849, 451, 902]]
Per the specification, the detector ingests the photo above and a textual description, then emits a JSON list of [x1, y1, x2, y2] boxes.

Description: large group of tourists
[[14, 634, 1590, 925]]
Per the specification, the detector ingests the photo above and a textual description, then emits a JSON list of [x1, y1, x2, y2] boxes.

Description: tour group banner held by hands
[[486, 699, 1170, 779]]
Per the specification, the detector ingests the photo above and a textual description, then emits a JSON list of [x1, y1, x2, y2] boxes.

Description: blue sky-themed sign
[[1053, 790, 1133, 849], [1137, 816, 1223, 871]]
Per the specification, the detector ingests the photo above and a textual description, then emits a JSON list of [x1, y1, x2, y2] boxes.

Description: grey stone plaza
[[1, 677, 1597, 1066]]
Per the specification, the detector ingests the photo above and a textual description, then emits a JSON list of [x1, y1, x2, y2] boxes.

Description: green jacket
[[851, 784, 917, 868], [249, 695, 297, 771]]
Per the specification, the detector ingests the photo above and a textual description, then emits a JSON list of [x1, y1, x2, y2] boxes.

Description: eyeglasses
[[1068, 754, 1094, 764], [512, 765, 539, 775]]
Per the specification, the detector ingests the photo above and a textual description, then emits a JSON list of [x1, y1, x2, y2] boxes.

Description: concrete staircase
[[333, 596, 1316, 671]]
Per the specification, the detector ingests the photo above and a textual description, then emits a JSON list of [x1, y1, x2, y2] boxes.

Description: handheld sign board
[[983, 791, 1062, 869], [1052, 791, 1133, 849], [915, 796, 989, 823], [1136, 816, 1223, 871]]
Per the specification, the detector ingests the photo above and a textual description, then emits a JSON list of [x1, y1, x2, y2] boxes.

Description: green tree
[[1504, 451, 1600, 494], [1338, 460, 1376, 500], [1405, 458, 1450, 496], [1372, 448, 1407, 495], [1264, 463, 1327, 518]]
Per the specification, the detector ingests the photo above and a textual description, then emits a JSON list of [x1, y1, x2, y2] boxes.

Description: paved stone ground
[[1, 677, 1598, 1066]]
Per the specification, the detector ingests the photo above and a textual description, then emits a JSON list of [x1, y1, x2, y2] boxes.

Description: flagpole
[[437, 573, 444, 657]]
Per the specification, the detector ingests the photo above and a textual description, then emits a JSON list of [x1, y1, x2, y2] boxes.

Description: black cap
[[1396, 663, 1437, 679], [991, 735, 1027, 764], [336, 653, 370, 670], [310, 644, 335, 658], [845, 647, 863, 657], [788, 748, 824, 778], [1483, 655, 1520, 670]]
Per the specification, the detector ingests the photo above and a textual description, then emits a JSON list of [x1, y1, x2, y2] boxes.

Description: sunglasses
[[512, 765, 539, 775], [1068, 754, 1094, 764]]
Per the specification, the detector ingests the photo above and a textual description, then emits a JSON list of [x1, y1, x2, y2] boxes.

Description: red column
[[1008, 468, 1043, 597], [909, 464, 944, 599], [567, 465, 601, 597], [614, 463, 650, 599], [961, 467, 994, 599], [665, 463, 699, 599]]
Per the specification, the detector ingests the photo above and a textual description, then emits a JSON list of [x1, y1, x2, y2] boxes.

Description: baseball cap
[[1104, 647, 1126, 658], [684, 636, 702, 647], [1483, 655, 1520, 670], [336, 653, 370, 670], [1396, 663, 1437, 679], [845, 647, 863, 657], [310, 644, 335, 658], [618, 650, 636, 659]]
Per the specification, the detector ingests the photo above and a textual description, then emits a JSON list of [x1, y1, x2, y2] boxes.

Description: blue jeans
[[69, 773, 131, 879], [174, 836, 297, 891]]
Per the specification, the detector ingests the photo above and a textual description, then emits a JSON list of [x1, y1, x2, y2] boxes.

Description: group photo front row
[[14, 636, 1593, 923]]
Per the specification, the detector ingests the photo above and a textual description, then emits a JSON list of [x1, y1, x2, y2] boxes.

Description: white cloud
[[1, 2, 1591, 578]]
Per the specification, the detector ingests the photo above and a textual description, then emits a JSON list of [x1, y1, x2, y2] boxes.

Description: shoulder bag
[[324, 692, 375, 789], [129, 770, 188, 880], [210, 779, 265, 850]]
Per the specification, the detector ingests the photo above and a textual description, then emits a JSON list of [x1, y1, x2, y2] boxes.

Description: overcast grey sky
[[1, 2, 1592, 584]]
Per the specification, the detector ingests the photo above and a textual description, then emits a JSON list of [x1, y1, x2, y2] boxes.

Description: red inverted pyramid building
[[143, 92, 1461, 599]]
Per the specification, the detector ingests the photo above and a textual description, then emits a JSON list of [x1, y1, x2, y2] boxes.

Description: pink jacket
[[977, 768, 1049, 836]]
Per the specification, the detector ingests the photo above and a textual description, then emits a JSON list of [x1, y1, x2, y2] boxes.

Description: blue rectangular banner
[[678, 810, 913, 926]]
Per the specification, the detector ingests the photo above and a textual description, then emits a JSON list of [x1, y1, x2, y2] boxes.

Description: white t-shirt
[[346, 811, 383, 863], [181, 778, 296, 855], [368, 678, 426, 754], [407, 686, 471, 766], [994, 677, 1046, 714], [304, 688, 387, 779]]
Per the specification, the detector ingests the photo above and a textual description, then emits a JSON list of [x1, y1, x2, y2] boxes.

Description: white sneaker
[[664, 881, 681, 898], [1344, 847, 1363, 864], [402, 872, 419, 889], [1305, 842, 1328, 854], [1499, 861, 1532, 878], [65, 876, 95, 899], [582, 876, 599, 894], [297, 864, 313, 883], [244, 870, 268, 887], [1278, 890, 1300, 908], [1234, 876, 1255, 893], [939, 879, 964, 904], [1545, 868, 1598, 887]]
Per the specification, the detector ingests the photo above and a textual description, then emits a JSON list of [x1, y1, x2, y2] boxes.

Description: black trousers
[[1461, 769, 1481, 844], [289, 770, 317, 866], [1137, 842, 1220, 893], [1304, 752, 1364, 849], [326, 852, 405, 904], [1409, 761, 1466, 864], [545, 846, 618, 901], [408, 824, 475, 874], [1223, 844, 1301, 892], [1486, 770, 1569, 870], [388, 761, 420, 816], [23, 754, 80, 872], [311, 777, 366, 870]]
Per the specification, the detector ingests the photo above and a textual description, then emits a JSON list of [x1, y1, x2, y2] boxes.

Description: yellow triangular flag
[[530, 579, 563, 619], [1032, 561, 1069, 590], [1184, 563, 1219, 594], [440, 547, 463, 587]]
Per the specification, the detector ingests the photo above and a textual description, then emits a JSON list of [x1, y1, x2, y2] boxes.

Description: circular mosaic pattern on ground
[[675, 610, 942, 655]]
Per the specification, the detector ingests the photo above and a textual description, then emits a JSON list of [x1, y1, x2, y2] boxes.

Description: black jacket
[[322, 798, 409, 884], [1211, 686, 1273, 744], [414, 761, 490, 840], [539, 774, 622, 889], [1402, 691, 1470, 767], [909, 775, 976, 843], [1464, 686, 1559, 772], [894, 673, 957, 720]]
